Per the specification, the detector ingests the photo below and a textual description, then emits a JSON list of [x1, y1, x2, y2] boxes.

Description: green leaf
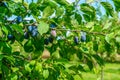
[[85, 22, 94, 28], [29, 2, 37, 10], [87, 59, 93, 70], [33, 37, 44, 51], [105, 32, 114, 45], [74, 75, 81, 80], [93, 54, 104, 66], [104, 41, 112, 53], [2, 26, 8, 35], [115, 36, 120, 43], [10, 73, 18, 80], [93, 41, 98, 52], [0, 28, 3, 37], [113, 0, 120, 12], [2, 43, 12, 54], [52, 50, 61, 59], [93, 24, 102, 32], [102, 21, 112, 30], [5, 56, 15, 65], [101, 2, 114, 16], [11, 67, 19, 72], [43, 69, 49, 79], [48, 1, 58, 8], [43, 6, 54, 18], [25, 63, 32, 72], [80, 3, 95, 14], [54, 0, 69, 6], [38, 21, 49, 35], [75, 13, 82, 24], [29, 2, 40, 16], [24, 40, 34, 52], [11, 24, 23, 34], [35, 62, 42, 72], [56, 7, 64, 17], [1, 64, 9, 77], [0, 54, 4, 61], [83, 14, 90, 22], [77, 51, 83, 60]]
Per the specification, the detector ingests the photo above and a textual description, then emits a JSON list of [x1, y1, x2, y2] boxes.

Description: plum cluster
[[7, 14, 39, 40], [74, 32, 86, 44], [23, 25, 38, 39], [43, 23, 57, 45], [7, 20, 86, 45], [27, 26, 38, 37], [44, 24, 57, 45], [7, 25, 38, 41]]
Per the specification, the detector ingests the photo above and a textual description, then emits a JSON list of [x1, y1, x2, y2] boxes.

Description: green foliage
[[113, 0, 120, 12], [101, 2, 114, 16], [0, 0, 120, 79]]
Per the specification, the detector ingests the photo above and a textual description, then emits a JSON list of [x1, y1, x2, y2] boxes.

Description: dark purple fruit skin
[[74, 36, 79, 44], [17, 16, 22, 23], [28, 26, 38, 37], [49, 37, 53, 43], [28, 26, 33, 32], [44, 38, 49, 45], [7, 34, 14, 40], [50, 23, 56, 28], [28, 26, 37, 32], [24, 32, 29, 39], [81, 35, 86, 42], [31, 29, 38, 37]]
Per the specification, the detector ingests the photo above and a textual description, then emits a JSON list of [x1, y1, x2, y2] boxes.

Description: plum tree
[[0, 0, 120, 80]]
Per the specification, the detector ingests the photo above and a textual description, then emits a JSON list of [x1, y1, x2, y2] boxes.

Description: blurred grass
[[81, 63, 120, 80]]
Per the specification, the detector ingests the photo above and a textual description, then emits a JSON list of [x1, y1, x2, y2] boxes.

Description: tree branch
[[52, 28, 105, 36]]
